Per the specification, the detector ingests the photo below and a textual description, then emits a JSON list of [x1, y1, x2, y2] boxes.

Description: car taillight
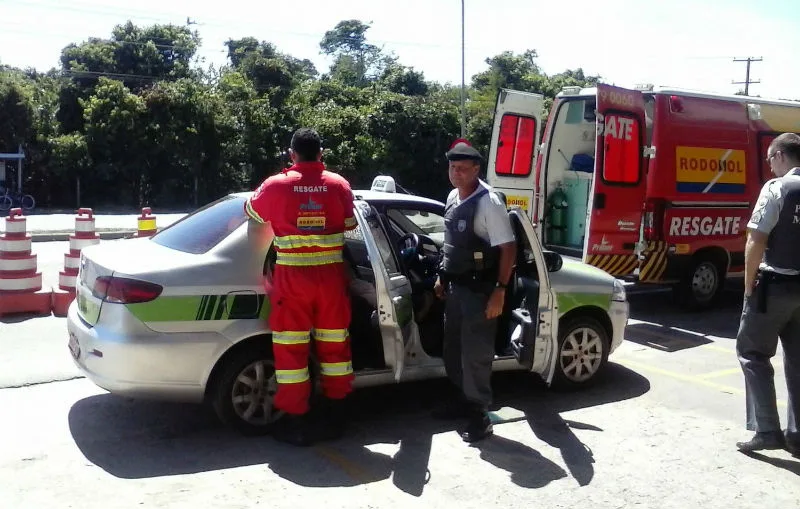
[[92, 276, 162, 304], [643, 199, 665, 241]]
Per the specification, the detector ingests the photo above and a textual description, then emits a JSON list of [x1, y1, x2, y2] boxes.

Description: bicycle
[[0, 188, 35, 213]]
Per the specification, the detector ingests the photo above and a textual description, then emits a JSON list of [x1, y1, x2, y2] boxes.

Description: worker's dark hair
[[290, 128, 322, 162], [770, 132, 800, 163]]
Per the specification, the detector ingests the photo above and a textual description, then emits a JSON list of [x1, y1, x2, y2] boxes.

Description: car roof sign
[[371, 175, 396, 193]]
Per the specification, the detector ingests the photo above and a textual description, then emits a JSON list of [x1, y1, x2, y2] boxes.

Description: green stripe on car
[[127, 294, 270, 322]]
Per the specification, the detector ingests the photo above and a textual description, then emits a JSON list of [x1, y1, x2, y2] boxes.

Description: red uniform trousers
[[269, 262, 354, 415]]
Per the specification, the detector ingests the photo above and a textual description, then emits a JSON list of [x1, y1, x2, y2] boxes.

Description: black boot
[[313, 397, 348, 442], [272, 412, 315, 447], [460, 409, 493, 443], [736, 431, 785, 452]]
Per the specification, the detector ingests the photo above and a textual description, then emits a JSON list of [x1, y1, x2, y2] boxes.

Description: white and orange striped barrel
[[0, 272, 42, 292]]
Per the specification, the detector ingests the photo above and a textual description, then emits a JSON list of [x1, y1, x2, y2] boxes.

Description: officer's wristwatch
[[495, 281, 507, 290]]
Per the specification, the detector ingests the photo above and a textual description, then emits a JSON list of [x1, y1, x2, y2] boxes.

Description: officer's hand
[[434, 278, 446, 300], [486, 288, 505, 319]]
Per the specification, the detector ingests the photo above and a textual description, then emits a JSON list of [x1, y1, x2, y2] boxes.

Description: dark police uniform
[[737, 167, 800, 451], [438, 142, 515, 439]]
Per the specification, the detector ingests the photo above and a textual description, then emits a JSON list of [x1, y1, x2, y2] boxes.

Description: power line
[[733, 56, 762, 96]]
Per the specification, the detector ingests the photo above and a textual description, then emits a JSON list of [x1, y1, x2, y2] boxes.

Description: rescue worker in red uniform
[[245, 128, 357, 446]]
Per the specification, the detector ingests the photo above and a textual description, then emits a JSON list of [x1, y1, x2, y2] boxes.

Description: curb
[[31, 231, 138, 243]]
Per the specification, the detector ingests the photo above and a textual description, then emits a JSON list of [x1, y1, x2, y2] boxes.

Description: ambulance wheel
[[211, 345, 284, 436], [674, 257, 724, 311]]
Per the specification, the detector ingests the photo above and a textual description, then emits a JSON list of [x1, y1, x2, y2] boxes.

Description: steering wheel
[[396, 233, 441, 278]]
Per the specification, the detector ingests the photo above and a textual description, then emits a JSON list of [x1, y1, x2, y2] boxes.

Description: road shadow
[[741, 451, 800, 476], [0, 311, 54, 324], [627, 286, 744, 342], [68, 363, 650, 495]]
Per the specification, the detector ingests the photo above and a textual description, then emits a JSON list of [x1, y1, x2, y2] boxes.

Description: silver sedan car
[[67, 184, 629, 434]]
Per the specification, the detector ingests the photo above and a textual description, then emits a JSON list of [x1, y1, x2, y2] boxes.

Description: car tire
[[211, 345, 284, 436], [551, 315, 610, 390], [673, 256, 725, 311]]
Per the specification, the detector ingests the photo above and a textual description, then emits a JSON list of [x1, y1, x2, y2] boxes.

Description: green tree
[[320, 20, 385, 86]]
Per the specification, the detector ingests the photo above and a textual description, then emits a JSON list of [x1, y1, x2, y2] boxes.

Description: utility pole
[[460, 0, 466, 138], [733, 57, 762, 96]]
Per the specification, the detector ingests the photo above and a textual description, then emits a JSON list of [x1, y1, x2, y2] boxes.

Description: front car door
[[583, 84, 648, 276], [506, 208, 559, 385], [353, 200, 415, 381]]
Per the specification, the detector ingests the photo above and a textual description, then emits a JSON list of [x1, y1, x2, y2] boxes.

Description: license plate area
[[68, 332, 81, 360]]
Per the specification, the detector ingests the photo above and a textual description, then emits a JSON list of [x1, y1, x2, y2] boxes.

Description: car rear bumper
[[609, 300, 629, 354], [66, 301, 220, 403]]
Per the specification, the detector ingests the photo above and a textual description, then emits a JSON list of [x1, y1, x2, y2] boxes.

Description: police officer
[[432, 139, 516, 443], [735, 132, 800, 457]]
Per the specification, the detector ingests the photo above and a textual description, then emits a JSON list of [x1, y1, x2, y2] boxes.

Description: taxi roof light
[[370, 175, 397, 193]]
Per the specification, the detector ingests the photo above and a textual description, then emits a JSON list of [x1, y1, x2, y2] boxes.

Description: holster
[[755, 272, 769, 313]]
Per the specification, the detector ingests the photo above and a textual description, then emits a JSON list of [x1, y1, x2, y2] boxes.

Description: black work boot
[[736, 431, 785, 452], [784, 431, 800, 458], [272, 412, 314, 447], [313, 397, 348, 442], [460, 409, 493, 443]]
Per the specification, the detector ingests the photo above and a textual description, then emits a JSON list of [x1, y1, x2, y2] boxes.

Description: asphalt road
[[1, 251, 798, 508]]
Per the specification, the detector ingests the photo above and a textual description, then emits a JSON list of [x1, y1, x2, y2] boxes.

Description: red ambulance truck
[[487, 84, 800, 310]]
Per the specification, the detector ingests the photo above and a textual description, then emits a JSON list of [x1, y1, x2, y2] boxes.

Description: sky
[[1, 0, 800, 100]]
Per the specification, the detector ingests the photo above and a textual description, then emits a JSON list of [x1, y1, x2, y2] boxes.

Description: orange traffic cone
[[52, 208, 100, 317], [0, 208, 52, 317]]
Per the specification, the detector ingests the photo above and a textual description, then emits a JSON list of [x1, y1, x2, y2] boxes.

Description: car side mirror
[[543, 250, 563, 272]]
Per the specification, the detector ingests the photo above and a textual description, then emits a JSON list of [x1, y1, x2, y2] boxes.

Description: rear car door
[[487, 89, 545, 220], [354, 200, 414, 381], [506, 209, 558, 385], [583, 84, 648, 277]]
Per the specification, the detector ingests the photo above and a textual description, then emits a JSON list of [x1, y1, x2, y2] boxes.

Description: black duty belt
[[758, 270, 800, 283], [441, 270, 496, 285]]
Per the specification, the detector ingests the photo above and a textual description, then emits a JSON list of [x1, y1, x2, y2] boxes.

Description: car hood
[[548, 257, 615, 294]]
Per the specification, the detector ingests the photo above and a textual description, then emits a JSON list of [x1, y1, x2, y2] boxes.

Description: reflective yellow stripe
[[320, 361, 353, 377], [274, 233, 344, 250], [273, 331, 311, 345], [138, 218, 157, 231], [344, 216, 357, 229], [245, 199, 266, 223], [276, 250, 343, 266], [275, 367, 310, 384], [314, 328, 348, 343]]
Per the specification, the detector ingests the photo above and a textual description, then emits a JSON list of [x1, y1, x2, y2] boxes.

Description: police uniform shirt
[[446, 179, 515, 247], [747, 167, 800, 275]]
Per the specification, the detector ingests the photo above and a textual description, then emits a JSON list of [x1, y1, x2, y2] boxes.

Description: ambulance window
[[496, 114, 536, 177], [602, 113, 641, 185]]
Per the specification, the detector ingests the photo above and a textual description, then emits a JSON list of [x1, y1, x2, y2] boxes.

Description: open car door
[[487, 89, 545, 221], [583, 84, 649, 277], [505, 209, 558, 385], [353, 201, 414, 381]]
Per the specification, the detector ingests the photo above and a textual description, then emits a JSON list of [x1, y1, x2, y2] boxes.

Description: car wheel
[[211, 346, 284, 435], [674, 257, 724, 311], [552, 315, 609, 390]]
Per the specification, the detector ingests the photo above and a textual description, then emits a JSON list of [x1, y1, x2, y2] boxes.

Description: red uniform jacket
[[245, 162, 357, 266]]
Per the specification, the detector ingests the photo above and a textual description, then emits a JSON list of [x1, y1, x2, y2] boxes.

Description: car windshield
[[386, 208, 445, 243], [151, 195, 249, 254]]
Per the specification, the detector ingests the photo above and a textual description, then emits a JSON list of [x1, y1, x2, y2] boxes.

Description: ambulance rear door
[[583, 84, 648, 276], [487, 89, 545, 220]]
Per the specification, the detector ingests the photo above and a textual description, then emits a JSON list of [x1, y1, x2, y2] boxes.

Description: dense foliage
[[0, 20, 600, 210]]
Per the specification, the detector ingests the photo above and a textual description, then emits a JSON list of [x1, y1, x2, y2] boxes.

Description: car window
[[386, 208, 446, 243], [151, 195, 249, 254], [510, 213, 536, 265], [357, 202, 401, 275]]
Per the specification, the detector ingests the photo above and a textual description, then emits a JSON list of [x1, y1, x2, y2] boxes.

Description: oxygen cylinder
[[547, 183, 568, 245]]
